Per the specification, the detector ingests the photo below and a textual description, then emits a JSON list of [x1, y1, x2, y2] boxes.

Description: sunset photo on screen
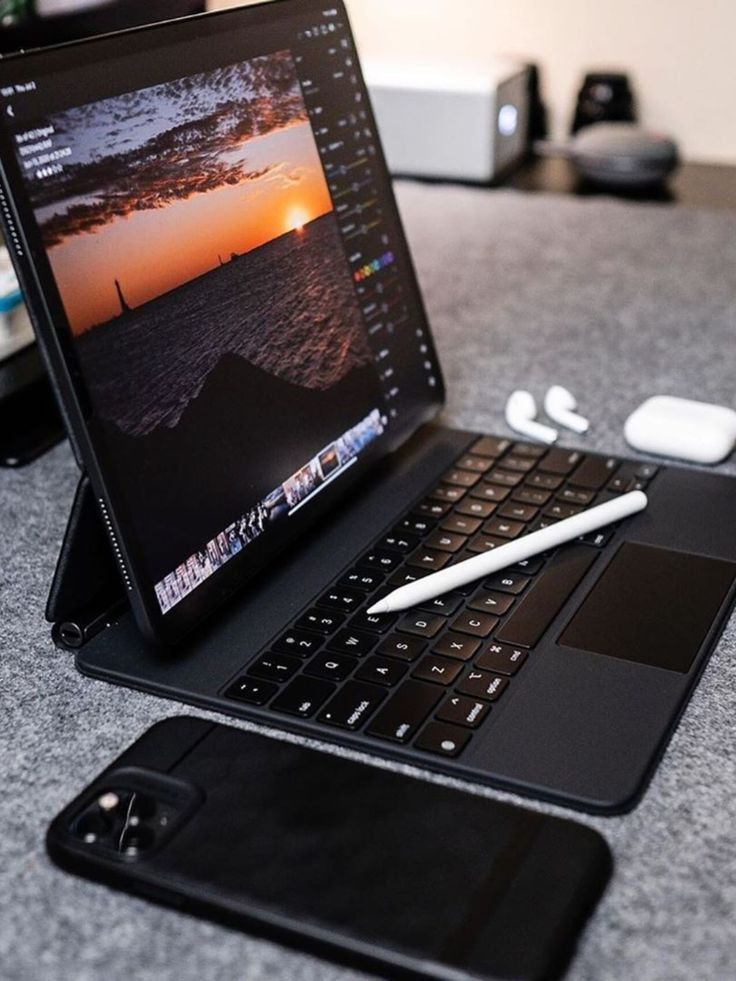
[[21, 49, 385, 583]]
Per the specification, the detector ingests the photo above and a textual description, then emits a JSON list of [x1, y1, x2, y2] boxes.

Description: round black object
[[570, 123, 679, 188]]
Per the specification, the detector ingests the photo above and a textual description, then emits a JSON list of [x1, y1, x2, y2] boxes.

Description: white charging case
[[624, 396, 736, 465]]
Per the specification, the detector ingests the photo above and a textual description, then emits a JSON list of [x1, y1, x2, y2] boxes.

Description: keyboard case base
[[50, 425, 736, 815]]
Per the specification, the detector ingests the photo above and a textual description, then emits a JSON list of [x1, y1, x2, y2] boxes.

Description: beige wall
[[209, 0, 736, 164], [343, 0, 736, 164]]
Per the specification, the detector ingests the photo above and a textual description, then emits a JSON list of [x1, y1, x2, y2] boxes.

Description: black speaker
[[571, 72, 637, 135]]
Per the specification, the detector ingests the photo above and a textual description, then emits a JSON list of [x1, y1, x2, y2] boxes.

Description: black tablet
[[0, 0, 443, 643]]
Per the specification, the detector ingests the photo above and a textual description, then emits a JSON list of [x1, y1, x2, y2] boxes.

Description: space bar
[[495, 546, 598, 648]]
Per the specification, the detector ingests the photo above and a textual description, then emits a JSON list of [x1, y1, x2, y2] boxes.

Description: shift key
[[495, 545, 598, 648], [367, 681, 443, 743]]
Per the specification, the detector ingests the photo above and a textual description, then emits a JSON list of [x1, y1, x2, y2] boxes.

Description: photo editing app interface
[[2, 7, 438, 615]]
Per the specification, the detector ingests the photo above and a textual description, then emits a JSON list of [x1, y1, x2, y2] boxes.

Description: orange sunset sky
[[48, 120, 332, 334], [25, 51, 333, 335]]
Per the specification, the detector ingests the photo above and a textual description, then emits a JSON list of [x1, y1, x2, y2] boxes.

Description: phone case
[[47, 718, 612, 981]]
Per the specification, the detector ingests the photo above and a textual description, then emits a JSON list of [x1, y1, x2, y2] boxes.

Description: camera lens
[[74, 809, 112, 844]]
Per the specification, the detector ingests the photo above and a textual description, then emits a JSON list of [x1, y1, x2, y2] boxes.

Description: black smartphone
[[47, 718, 612, 980], [0, 0, 443, 644]]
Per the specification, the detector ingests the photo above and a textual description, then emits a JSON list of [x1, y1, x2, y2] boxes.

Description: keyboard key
[[271, 676, 336, 717], [476, 642, 528, 675], [273, 628, 323, 657], [425, 530, 467, 553], [512, 487, 552, 506], [468, 590, 515, 615], [398, 515, 436, 535], [538, 448, 583, 475], [496, 455, 536, 474], [528, 517, 556, 533], [578, 528, 614, 548], [305, 651, 358, 682], [636, 463, 659, 480], [377, 633, 426, 662], [296, 609, 345, 634], [456, 454, 493, 474], [450, 611, 498, 638], [485, 468, 524, 487], [495, 546, 598, 648], [387, 567, 432, 588], [318, 681, 386, 729], [397, 612, 446, 638], [350, 609, 398, 634], [485, 572, 531, 595], [360, 549, 403, 573], [511, 442, 545, 459], [569, 456, 619, 490], [544, 502, 582, 520], [470, 436, 511, 458], [339, 568, 385, 592], [247, 653, 301, 683], [379, 531, 420, 553], [225, 677, 278, 706], [455, 498, 496, 518], [418, 592, 465, 616], [557, 487, 595, 506], [470, 483, 510, 503], [499, 502, 538, 522], [327, 628, 377, 657], [467, 533, 506, 554], [511, 557, 545, 575], [414, 499, 453, 518], [483, 517, 524, 539], [429, 484, 466, 503], [607, 464, 642, 490], [412, 655, 463, 686], [407, 548, 451, 572], [457, 670, 509, 701], [526, 472, 564, 490], [366, 681, 443, 743], [436, 695, 491, 729], [318, 586, 365, 613], [355, 656, 408, 687], [415, 721, 471, 757], [607, 474, 636, 494], [441, 514, 482, 535], [431, 632, 481, 661], [441, 468, 481, 488]]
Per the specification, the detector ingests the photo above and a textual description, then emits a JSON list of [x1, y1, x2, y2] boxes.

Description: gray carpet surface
[[2, 183, 736, 981]]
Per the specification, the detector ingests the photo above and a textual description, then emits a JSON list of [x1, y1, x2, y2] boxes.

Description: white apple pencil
[[367, 490, 648, 616]]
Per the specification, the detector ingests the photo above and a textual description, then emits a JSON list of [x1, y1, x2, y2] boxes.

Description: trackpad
[[559, 543, 736, 673]]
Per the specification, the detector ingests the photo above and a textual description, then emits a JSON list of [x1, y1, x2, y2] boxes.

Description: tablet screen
[[0, 0, 442, 637]]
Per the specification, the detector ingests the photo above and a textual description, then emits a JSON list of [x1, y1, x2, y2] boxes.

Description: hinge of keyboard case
[[46, 474, 128, 649]]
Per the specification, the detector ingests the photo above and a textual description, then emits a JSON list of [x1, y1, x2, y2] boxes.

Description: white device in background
[[545, 385, 590, 434], [364, 57, 530, 183], [505, 390, 558, 445], [624, 396, 736, 465]]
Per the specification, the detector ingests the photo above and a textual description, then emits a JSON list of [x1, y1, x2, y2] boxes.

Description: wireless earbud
[[505, 390, 558, 445], [544, 385, 590, 434]]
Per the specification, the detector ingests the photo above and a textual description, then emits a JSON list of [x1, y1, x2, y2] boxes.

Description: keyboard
[[223, 437, 659, 759]]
